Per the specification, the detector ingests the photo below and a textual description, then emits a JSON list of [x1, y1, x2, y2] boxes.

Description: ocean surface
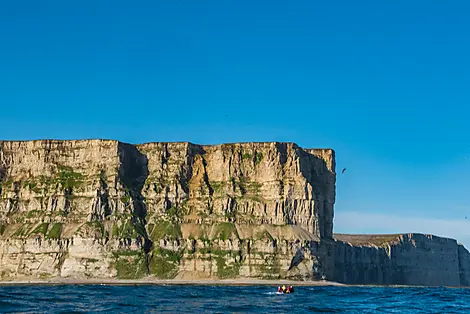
[[0, 284, 469, 313]]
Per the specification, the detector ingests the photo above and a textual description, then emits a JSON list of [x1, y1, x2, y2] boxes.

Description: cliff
[[0, 140, 334, 280], [328, 234, 470, 286], [0, 139, 468, 286]]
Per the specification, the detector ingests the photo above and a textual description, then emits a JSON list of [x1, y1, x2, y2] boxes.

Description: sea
[[0, 284, 469, 313]]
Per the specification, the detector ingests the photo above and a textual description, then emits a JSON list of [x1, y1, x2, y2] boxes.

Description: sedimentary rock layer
[[0, 140, 334, 280], [0, 139, 468, 286]]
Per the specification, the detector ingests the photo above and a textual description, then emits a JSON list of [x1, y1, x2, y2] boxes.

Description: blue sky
[[1, 1, 470, 246]]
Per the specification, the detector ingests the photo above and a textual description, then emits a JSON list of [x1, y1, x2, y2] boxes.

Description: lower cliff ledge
[[1, 223, 469, 287], [0, 222, 322, 281]]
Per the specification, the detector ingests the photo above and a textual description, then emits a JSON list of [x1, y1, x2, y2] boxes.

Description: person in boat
[[277, 285, 294, 293]]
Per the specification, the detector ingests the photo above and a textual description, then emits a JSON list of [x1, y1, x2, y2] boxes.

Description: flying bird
[[341, 168, 347, 174]]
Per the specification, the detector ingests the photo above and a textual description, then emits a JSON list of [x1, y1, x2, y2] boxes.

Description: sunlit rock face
[[0, 139, 468, 286], [0, 140, 334, 280]]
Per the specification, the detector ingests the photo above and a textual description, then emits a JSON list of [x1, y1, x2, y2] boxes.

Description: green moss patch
[[149, 220, 182, 241], [0, 179, 13, 190], [132, 221, 145, 237], [213, 222, 238, 240], [221, 144, 235, 154], [110, 214, 146, 239], [87, 221, 106, 237], [25, 210, 43, 219], [241, 151, 263, 165], [39, 273, 52, 279], [231, 177, 263, 200], [198, 246, 212, 254], [11, 166, 85, 197], [120, 193, 132, 205], [255, 152, 263, 165], [47, 223, 63, 239], [149, 248, 182, 279], [32, 223, 49, 236], [213, 250, 242, 279], [113, 252, 147, 279], [246, 181, 262, 194], [13, 224, 34, 238], [165, 201, 188, 221], [210, 182, 226, 196], [76, 220, 109, 238], [22, 180, 42, 194], [259, 253, 282, 279], [56, 165, 84, 190], [242, 153, 252, 160]]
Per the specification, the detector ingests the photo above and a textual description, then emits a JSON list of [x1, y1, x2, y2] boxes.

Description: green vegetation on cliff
[[56, 165, 84, 190], [214, 250, 242, 279], [259, 252, 282, 279], [113, 250, 147, 279], [213, 222, 239, 240], [12, 224, 31, 237], [32, 223, 49, 236], [148, 220, 182, 241], [22, 180, 42, 194], [255, 230, 274, 241], [149, 248, 182, 279], [47, 223, 63, 239], [2, 165, 85, 197], [241, 151, 263, 165]]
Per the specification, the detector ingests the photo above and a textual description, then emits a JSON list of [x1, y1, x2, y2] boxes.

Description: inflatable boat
[[277, 285, 294, 294]]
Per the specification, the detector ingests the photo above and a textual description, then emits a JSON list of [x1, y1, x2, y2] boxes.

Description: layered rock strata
[[0, 140, 333, 280], [0, 139, 468, 286]]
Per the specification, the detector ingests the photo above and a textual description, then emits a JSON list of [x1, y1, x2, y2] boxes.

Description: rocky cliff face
[[0, 140, 334, 280], [0, 139, 468, 286], [327, 234, 470, 286]]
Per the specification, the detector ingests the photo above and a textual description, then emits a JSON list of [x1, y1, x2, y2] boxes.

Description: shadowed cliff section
[[328, 233, 470, 286], [0, 166, 5, 196], [458, 244, 470, 286], [117, 143, 152, 254]]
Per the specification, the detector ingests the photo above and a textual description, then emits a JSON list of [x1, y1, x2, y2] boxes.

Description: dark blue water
[[0, 285, 469, 313]]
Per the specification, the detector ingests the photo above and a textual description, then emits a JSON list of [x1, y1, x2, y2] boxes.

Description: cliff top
[[0, 139, 334, 151], [334, 233, 458, 247]]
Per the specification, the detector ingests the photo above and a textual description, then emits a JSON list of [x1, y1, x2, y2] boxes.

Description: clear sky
[[1, 1, 470, 247]]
